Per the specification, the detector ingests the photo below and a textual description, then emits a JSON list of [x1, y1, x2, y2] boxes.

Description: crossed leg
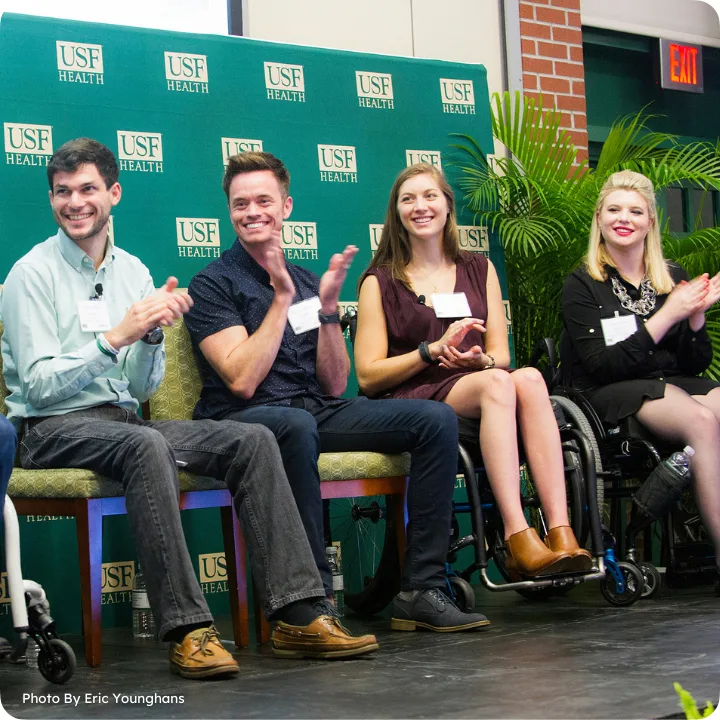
[[634, 384, 720, 563]]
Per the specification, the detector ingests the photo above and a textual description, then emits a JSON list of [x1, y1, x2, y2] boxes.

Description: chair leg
[[75, 499, 103, 667], [393, 492, 407, 565], [220, 506, 249, 648]]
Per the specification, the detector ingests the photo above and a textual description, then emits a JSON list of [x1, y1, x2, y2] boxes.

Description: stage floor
[[1, 580, 717, 719]]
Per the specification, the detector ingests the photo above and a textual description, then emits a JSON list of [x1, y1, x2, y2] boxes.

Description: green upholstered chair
[[152, 317, 409, 643], [1, 319, 249, 667]]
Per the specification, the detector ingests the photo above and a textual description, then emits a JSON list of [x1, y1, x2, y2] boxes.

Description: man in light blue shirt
[[0, 138, 378, 677]]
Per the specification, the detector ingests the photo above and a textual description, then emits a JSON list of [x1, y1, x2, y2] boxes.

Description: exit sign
[[659, 39, 703, 93]]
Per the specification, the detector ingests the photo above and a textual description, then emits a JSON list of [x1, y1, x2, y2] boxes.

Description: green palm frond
[[452, 90, 720, 366]]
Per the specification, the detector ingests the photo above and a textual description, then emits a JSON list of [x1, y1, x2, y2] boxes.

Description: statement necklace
[[610, 275, 657, 316]]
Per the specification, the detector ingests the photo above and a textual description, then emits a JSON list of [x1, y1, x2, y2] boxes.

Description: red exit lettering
[[669, 44, 699, 85]]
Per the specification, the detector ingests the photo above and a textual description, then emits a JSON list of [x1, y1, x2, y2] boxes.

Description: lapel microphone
[[418, 295, 426, 305], [91, 283, 104, 300]]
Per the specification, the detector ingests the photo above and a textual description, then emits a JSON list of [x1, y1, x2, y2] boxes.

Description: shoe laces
[[192, 626, 221, 656], [426, 588, 458, 611], [313, 598, 339, 619]]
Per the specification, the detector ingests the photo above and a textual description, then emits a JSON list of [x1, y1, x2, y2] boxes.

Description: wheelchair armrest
[[529, 337, 558, 370]]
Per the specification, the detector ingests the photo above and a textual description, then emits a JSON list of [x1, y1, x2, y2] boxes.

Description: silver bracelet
[[482, 354, 496, 370]]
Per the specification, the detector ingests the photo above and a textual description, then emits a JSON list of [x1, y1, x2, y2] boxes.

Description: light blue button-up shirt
[[0, 229, 165, 428]]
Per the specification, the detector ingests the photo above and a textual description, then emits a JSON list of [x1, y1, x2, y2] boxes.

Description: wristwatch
[[318, 310, 341, 324], [141, 327, 164, 345]]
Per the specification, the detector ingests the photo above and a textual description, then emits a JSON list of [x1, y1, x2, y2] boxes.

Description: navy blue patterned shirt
[[186, 240, 336, 419]]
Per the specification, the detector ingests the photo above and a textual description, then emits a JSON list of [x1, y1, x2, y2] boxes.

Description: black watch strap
[[318, 311, 341, 324]]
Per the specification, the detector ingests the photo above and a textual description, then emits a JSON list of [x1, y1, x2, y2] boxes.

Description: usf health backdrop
[[0, 12, 507, 635]]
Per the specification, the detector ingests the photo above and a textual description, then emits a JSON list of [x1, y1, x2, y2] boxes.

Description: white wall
[[581, 0, 720, 48], [242, 0, 506, 154], [0, 0, 228, 34]]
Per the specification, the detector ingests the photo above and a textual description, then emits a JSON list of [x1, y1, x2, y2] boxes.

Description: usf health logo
[[355, 71, 394, 110], [439, 78, 476, 115], [0, 572, 8, 615], [102, 561, 134, 606], [318, 145, 357, 184], [405, 150, 442, 169], [369, 224, 384, 255], [117, 131, 163, 173], [199, 552, 228, 595], [264, 62, 305, 103], [176, 218, 220, 259], [165, 52, 208, 94], [458, 225, 489, 255], [221, 137, 264, 166], [56, 41, 103, 85], [504, 300, 513, 334], [281, 222, 318, 261], [4, 123, 53, 167]]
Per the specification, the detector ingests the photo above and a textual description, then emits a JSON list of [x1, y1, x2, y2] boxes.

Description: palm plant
[[451, 91, 720, 374]]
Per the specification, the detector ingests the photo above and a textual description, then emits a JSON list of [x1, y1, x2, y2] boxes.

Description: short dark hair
[[222, 151, 290, 200], [47, 137, 119, 192]]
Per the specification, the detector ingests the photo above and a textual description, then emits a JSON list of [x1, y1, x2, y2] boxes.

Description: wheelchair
[[1, 496, 76, 683], [533, 337, 718, 598], [327, 312, 645, 616]]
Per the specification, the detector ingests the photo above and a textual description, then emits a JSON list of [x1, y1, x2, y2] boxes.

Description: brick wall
[[518, 0, 588, 163]]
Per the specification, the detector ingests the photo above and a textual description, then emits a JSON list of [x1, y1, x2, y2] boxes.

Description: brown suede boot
[[545, 526, 594, 572], [505, 527, 574, 577]]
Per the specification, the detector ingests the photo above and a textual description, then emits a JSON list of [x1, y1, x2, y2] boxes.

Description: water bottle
[[634, 446, 695, 520], [132, 563, 156, 639], [25, 638, 39, 669], [666, 446, 695, 477], [326, 546, 344, 617]]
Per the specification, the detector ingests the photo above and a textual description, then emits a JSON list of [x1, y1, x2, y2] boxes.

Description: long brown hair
[[358, 163, 461, 291]]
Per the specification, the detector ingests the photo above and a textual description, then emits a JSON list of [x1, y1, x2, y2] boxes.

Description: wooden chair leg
[[220, 506, 249, 648], [75, 499, 103, 667]]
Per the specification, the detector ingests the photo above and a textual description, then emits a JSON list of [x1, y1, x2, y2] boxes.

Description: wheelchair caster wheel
[[601, 561, 643, 606], [38, 638, 76, 684], [448, 576, 475, 613], [638, 561, 661, 599]]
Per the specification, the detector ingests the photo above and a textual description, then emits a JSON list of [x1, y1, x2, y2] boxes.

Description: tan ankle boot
[[505, 527, 573, 577], [545, 526, 594, 572]]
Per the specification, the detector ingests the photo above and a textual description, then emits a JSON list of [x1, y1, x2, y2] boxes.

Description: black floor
[[0, 581, 718, 720]]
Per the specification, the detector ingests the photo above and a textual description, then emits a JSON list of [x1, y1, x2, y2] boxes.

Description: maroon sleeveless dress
[[367, 253, 489, 401]]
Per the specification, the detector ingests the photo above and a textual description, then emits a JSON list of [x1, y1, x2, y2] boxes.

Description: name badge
[[287, 296, 322, 334], [77, 300, 111, 332], [600, 312, 638, 346], [431, 292, 472, 318]]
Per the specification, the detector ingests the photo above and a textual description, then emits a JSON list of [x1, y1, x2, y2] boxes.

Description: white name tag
[[431, 292, 472, 318], [600, 312, 638, 346], [77, 300, 111, 332], [287, 296, 322, 334]]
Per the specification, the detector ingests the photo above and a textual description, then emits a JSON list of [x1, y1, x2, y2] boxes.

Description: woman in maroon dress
[[355, 163, 591, 577]]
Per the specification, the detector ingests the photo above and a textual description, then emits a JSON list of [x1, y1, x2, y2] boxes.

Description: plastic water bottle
[[25, 638, 39, 669], [132, 563, 156, 638], [326, 546, 344, 617], [634, 446, 694, 520], [666, 446, 695, 477]]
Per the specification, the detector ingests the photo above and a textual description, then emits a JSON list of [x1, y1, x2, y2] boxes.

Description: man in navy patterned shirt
[[186, 152, 491, 633]]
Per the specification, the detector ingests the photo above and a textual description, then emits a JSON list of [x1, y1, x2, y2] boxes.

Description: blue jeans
[[226, 397, 459, 592], [20, 406, 324, 639], [0, 415, 17, 532]]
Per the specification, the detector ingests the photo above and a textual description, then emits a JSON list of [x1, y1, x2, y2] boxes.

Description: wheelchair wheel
[[638, 561, 661, 599], [327, 495, 401, 616], [551, 395, 604, 512], [448, 576, 475, 613], [491, 454, 586, 599], [38, 638, 76, 684], [600, 561, 644, 606]]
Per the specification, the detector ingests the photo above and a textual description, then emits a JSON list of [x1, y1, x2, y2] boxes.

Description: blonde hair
[[358, 163, 462, 291], [585, 170, 674, 293]]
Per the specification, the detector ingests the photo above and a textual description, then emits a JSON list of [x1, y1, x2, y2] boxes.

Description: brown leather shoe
[[505, 527, 574, 577], [169, 626, 239, 679], [545, 525, 594, 572], [272, 615, 379, 659]]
